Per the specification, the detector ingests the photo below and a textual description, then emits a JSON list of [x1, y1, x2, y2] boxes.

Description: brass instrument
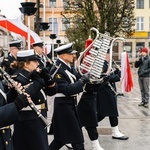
[[77, 27, 125, 84], [0, 67, 50, 128]]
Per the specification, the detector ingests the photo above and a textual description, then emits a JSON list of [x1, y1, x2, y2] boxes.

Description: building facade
[[25, 0, 150, 62]]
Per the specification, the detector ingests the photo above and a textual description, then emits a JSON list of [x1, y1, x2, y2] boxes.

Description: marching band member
[[49, 43, 90, 150], [7, 49, 57, 150], [1, 40, 22, 75], [0, 80, 31, 150], [31, 41, 53, 71], [1, 40, 22, 92], [78, 83, 105, 150], [96, 50, 129, 140]]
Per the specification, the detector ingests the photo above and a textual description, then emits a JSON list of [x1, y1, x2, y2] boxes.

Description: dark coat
[[134, 55, 150, 77], [51, 59, 84, 144], [37, 54, 53, 72], [96, 61, 120, 120], [7, 69, 57, 150], [0, 82, 18, 150], [77, 84, 101, 127], [1, 54, 17, 75]]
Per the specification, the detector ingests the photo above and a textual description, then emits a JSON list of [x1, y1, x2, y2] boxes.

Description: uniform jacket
[[37, 54, 53, 72], [7, 69, 57, 150], [0, 82, 17, 150], [78, 83, 101, 127], [1, 54, 17, 75], [51, 59, 84, 144], [96, 60, 120, 120], [134, 55, 150, 77]]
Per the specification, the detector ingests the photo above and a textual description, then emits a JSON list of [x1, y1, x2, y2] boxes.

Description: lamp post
[[49, 1, 56, 62], [50, 34, 56, 61], [19, 2, 37, 49], [56, 39, 61, 47]]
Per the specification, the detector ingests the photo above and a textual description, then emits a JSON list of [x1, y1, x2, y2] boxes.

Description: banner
[[121, 52, 133, 93], [0, 17, 41, 44]]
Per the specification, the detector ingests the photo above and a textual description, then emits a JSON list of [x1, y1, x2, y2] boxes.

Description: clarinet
[[0, 67, 50, 129]]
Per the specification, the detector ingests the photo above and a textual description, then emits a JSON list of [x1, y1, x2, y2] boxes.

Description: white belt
[[21, 103, 45, 111], [0, 126, 10, 130], [55, 93, 77, 97]]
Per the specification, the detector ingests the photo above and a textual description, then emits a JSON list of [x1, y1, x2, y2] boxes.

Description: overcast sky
[[0, 0, 25, 19]]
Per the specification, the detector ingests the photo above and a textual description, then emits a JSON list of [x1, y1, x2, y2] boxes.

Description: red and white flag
[[121, 52, 133, 93], [0, 17, 41, 44]]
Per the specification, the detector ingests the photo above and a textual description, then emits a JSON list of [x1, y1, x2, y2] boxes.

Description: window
[[49, 18, 58, 35], [136, 17, 144, 31], [63, 0, 69, 7], [124, 42, 132, 58], [49, 0, 56, 7], [136, 0, 144, 9], [62, 18, 70, 31]]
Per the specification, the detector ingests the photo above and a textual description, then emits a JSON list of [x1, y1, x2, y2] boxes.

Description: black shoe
[[138, 102, 145, 106], [143, 103, 149, 108], [112, 136, 129, 140]]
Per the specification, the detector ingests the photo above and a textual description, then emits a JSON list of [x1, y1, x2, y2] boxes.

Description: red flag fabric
[[121, 52, 133, 92], [0, 17, 41, 44]]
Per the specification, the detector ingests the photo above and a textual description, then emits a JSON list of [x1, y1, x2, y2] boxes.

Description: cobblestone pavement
[[47, 69, 150, 150]]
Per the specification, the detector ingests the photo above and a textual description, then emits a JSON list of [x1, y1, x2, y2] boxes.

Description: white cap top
[[54, 43, 77, 55]]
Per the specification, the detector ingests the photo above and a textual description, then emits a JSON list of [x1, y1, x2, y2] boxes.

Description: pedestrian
[[49, 43, 90, 150], [7, 49, 57, 150], [31, 41, 53, 71], [96, 51, 129, 140], [134, 47, 150, 108], [0, 80, 31, 150]]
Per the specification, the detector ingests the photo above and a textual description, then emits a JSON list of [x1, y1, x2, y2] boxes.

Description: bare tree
[[62, 0, 135, 52]]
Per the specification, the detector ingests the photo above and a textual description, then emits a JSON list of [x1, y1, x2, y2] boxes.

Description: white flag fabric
[[0, 17, 41, 44]]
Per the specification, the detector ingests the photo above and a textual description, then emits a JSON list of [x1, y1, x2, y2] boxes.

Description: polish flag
[[121, 52, 133, 92], [0, 17, 41, 44]]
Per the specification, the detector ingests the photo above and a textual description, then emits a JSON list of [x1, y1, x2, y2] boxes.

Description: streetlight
[[19, 2, 37, 49], [50, 33, 56, 61], [49, 1, 57, 62]]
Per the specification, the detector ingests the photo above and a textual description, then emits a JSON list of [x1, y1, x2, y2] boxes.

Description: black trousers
[[49, 139, 85, 150], [98, 116, 118, 127], [85, 127, 98, 141]]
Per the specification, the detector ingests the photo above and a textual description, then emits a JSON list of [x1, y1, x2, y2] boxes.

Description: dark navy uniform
[[78, 84, 100, 127], [1, 54, 17, 75], [49, 59, 85, 149], [96, 60, 120, 121], [0, 82, 14, 150], [49, 43, 90, 150], [7, 49, 57, 150], [32, 41, 53, 72], [8, 69, 56, 150], [1, 40, 22, 76]]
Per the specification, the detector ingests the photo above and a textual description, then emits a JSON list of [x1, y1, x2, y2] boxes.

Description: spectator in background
[[135, 47, 150, 108]]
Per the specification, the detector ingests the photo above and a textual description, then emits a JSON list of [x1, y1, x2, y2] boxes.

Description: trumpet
[[0, 67, 50, 128]]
